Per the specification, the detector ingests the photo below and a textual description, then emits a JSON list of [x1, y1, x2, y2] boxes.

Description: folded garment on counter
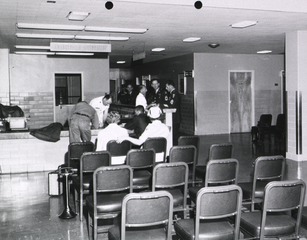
[[30, 122, 63, 142]]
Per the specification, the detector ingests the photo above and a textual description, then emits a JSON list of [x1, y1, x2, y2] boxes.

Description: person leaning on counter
[[89, 94, 112, 128], [68, 101, 99, 143]]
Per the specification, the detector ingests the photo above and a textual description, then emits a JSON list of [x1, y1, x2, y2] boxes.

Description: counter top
[[0, 129, 100, 140]]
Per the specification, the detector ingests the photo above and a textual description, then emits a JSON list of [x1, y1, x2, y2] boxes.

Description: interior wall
[[194, 53, 284, 135], [6, 54, 109, 129]]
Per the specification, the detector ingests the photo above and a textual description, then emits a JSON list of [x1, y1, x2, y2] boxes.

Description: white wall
[[194, 53, 284, 135]]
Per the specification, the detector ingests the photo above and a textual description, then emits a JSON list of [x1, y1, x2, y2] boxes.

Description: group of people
[[68, 78, 179, 149]]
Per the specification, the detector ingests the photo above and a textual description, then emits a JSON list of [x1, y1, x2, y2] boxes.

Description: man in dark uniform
[[125, 84, 137, 105], [124, 105, 151, 138], [69, 101, 99, 143], [147, 79, 167, 108], [165, 80, 181, 145]]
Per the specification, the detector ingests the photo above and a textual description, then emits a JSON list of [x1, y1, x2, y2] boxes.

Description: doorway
[[229, 71, 254, 133]]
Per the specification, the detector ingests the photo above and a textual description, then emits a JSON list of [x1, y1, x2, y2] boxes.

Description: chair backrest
[[126, 148, 155, 169], [260, 180, 306, 239], [195, 185, 242, 240], [178, 135, 200, 155], [121, 191, 173, 240], [208, 143, 233, 160], [153, 162, 188, 190], [68, 141, 95, 169], [81, 151, 111, 173], [107, 140, 132, 165], [169, 145, 197, 181], [93, 165, 133, 194], [205, 158, 239, 186], [143, 137, 167, 163], [258, 114, 272, 127], [275, 113, 286, 132], [253, 155, 285, 182]]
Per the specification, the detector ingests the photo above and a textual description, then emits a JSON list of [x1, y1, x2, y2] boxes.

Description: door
[[229, 71, 253, 133]]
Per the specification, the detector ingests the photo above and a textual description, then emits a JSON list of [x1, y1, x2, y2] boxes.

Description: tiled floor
[[0, 133, 300, 240]]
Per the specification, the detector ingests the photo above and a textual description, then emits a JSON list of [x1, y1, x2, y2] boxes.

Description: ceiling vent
[[50, 42, 111, 52]]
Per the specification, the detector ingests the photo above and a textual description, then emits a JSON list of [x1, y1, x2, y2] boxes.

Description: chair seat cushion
[[86, 192, 127, 214], [166, 189, 183, 208], [188, 186, 202, 203], [239, 181, 268, 200], [72, 174, 93, 192], [240, 212, 296, 237], [108, 225, 168, 240], [301, 207, 307, 227], [174, 218, 235, 240], [133, 170, 151, 186], [195, 165, 206, 180]]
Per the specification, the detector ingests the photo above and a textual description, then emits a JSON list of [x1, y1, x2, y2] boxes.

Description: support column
[[0, 49, 10, 104], [285, 31, 307, 187]]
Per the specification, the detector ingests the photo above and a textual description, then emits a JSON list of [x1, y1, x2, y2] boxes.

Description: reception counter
[[0, 107, 175, 174]]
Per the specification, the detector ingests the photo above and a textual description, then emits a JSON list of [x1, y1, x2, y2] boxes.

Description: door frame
[[228, 70, 255, 133]]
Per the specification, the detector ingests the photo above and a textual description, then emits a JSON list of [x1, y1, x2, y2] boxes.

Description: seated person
[[124, 105, 151, 138], [118, 106, 169, 146], [96, 111, 129, 151]]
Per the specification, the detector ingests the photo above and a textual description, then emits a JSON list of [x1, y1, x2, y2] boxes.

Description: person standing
[[147, 79, 167, 108], [165, 80, 181, 145], [124, 105, 151, 138], [95, 111, 129, 151], [69, 101, 99, 143], [135, 85, 148, 110], [126, 84, 137, 105], [89, 94, 112, 128]]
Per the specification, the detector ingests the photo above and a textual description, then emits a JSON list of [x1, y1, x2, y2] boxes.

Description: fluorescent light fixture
[[56, 52, 94, 56], [151, 48, 165, 52], [15, 51, 55, 55], [257, 50, 272, 54], [17, 23, 84, 31], [67, 11, 90, 21], [117, 61, 126, 64], [231, 20, 258, 29], [75, 35, 129, 41], [183, 37, 201, 42], [85, 26, 147, 34], [15, 45, 50, 50], [208, 43, 220, 48], [16, 33, 75, 39]]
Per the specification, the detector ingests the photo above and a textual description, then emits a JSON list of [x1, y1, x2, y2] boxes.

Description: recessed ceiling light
[[75, 35, 129, 41], [208, 43, 220, 48], [67, 11, 90, 21], [231, 20, 258, 29], [56, 52, 94, 56], [17, 23, 84, 31], [15, 45, 50, 50], [16, 33, 75, 39], [15, 51, 55, 55], [85, 26, 148, 34], [117, 61, 126, 64], [257, 50, 272, 54], [183, 37, 201, 42], [151, 48, 165, 52]]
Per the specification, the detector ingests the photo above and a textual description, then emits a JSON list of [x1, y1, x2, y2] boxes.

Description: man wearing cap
[[118, 106, 169, 146], [69, 101, 99, 143], [89, 94, 112, 128], [96, 111, 129, 151]]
